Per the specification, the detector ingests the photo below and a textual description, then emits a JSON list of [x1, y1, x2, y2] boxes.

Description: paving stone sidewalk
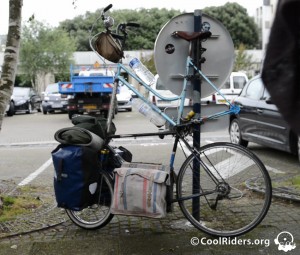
[[0, 177, 300, 255]]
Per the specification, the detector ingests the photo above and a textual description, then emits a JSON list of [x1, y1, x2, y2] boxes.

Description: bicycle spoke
[[176, 142, 272, 237]]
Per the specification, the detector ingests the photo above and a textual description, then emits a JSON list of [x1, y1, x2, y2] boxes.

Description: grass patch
[[0, 195, 42, 222], [272, 175, 300, 190]]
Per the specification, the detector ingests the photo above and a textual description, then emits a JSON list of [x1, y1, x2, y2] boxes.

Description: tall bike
[[66, 4, 272, 237]]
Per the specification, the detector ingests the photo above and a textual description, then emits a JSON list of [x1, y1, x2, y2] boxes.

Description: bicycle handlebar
[[102, 4, 113, 15], [126, 22, 140, 28]]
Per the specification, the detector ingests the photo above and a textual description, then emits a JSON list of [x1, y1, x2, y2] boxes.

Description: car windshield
[[233, 76, 247, 89], [45, 84, 59, 94], [13, 87, 30, 96]]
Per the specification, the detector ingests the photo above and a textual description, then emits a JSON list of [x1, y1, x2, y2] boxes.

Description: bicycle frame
[[97, 4, 242, 206], [106, 55, 240, 133], [90, 4, 239, 132]]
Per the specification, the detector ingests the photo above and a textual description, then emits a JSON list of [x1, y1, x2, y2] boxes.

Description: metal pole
[[192, 10, 202, 220]]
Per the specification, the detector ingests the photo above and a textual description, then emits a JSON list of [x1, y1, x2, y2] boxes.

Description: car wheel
[[68, 111, 77, 120], [42, 107, 47, 115], [26, 103, 33, 114], [230, 119, 248, 147], [7, 101, 15, 117]]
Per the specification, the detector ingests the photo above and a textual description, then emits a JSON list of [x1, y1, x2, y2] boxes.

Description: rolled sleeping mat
[[54, 127, 104, 150]]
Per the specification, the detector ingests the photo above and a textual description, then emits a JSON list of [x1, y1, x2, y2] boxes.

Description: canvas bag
[[95, 32, 123, 63], [111, 167, 168, 218], [52, 145, 100, 211]]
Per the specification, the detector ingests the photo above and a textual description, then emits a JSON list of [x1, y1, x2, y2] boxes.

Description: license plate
[[52, 103, 62, 108], [217, 99, 227, 104], [83, 104, 97, 110]]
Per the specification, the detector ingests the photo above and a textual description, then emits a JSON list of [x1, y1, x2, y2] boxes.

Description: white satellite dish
[[154, 13, 234, 98]]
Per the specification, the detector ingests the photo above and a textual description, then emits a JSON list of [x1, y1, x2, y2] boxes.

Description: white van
[[202, 72, 248, 105], [148, 74, 191, 109]]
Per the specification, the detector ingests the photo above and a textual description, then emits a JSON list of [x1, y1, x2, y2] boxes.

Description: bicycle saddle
[[172, 30, 212, 41]]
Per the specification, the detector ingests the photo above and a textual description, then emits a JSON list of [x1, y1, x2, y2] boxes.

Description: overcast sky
[[0, 0, 263, 35]]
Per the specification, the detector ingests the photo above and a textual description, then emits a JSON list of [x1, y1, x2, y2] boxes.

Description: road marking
[[140, 143, 168, 146], [266, 165, 284, 174], [208, 151, 253, 178], [18, 158, 53, 186], [179, 144, 284, 178], [179, 140, 214, 155]]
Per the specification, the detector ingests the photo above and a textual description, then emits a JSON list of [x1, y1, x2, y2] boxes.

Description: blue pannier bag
[[52, 145, 100, 211]]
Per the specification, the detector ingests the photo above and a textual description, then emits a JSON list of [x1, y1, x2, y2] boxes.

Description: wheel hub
[[217, 182, 231, 197]]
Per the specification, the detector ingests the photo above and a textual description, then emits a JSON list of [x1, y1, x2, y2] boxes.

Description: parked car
[[42, 83, 68, 114], [6, 87, 42, 115], [229, 75, 300, 162], [201, 72, 248, 105], [116, 84, 132, 112], [148, 74, 191, 109]]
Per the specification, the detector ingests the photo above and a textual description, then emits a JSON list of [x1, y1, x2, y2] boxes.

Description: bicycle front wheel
[[177, 142, 272, 237], [66, 171, 114, 230]]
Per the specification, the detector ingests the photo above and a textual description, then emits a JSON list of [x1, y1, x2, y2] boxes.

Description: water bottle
[[132, 98, 166, 127], [128, 57, 155, 86]]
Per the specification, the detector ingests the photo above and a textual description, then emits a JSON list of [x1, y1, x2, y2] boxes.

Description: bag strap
[[120, 169, 132, 210], [147, 175, 154, 207], [57, 159, 64, 181]]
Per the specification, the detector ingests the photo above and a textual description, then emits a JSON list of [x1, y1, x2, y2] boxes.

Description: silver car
[[42, 83, 68, 114]]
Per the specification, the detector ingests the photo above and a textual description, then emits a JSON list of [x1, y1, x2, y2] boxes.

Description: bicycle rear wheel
[[66, 171, 114, 229], [177, 142, 272, 237]]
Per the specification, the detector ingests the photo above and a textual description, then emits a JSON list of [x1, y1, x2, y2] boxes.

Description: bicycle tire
[[66, 171, 114, 230], [177, 142, 272, 237]]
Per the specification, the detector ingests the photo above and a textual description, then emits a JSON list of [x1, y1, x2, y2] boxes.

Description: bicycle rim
[[66, 172, 114, 229], [177, 142, 272, 237]]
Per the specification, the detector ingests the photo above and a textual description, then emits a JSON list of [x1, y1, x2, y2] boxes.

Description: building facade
[[255, 0, 278, 51]]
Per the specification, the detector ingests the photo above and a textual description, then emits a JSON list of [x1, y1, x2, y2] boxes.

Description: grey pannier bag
[[95, 32, 123, 63], [111, 167, 169, 218]]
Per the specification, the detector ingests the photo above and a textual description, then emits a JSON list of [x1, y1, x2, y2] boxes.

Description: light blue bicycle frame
[[106, 55, 240, 132]]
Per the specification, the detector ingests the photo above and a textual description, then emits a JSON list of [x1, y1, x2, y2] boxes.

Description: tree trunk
[[0, 0, 23, 131]]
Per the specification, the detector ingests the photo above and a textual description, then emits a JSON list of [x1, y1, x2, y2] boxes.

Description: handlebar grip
[[103, 4, 113, 13], [126, 22, 140, 28]]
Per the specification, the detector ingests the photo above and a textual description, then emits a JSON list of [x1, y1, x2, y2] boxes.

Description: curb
[[246, 177, 300, 203]]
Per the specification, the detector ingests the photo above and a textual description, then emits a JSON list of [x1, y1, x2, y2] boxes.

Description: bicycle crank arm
[[175, 190, 216, 202]]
